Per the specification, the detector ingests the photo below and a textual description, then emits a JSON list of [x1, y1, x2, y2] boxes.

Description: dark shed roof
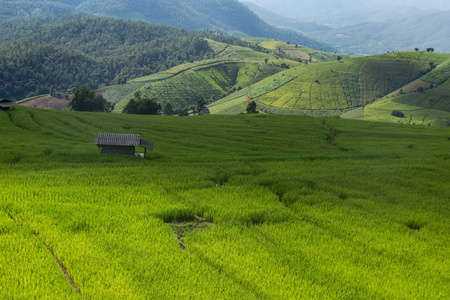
[[94, 133, 153, 149], [0, 99, 17, 109]]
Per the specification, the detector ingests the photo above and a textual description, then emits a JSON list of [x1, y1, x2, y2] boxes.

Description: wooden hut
[[0, 99, 17, 111], [93, 133, 153, 158]]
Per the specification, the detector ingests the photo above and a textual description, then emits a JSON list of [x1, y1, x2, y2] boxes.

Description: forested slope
[[0, 16, 214, 99], [0, 0, 333, 51]]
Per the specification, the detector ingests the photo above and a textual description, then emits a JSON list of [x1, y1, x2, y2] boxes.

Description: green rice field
[[1, 107, 449, 298]]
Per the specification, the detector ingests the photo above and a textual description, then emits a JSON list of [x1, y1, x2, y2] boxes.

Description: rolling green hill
[[1, 107, 449, 298], [209, 51, 450, 125], [253, 39, 355, 63], [109, 40, 295, 112]]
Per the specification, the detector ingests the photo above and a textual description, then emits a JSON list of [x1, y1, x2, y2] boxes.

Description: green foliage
[[246, 101, 258, 114], [0, 107, 449, 298], [422, 59, 450, 85], [123, 92, 161, 115], [69, 87, 112, 112], [391, 110, 405, 118], [0, 15, 214, 99]]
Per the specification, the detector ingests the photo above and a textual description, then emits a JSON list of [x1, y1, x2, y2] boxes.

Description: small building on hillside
[[93, 133, 153, 158], [0, 99, 17, 111]]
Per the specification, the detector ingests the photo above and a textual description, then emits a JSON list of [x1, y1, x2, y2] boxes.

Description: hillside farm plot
[[196, 62, 260, 94], [250, 52, 450, 119], [129, 73, 175, 83], [114, 70, 224, 112], [255, 63, 349, 110], [360, 79, 450, 126], [100, 83, 146, 104], [249, 74, 296, 99]]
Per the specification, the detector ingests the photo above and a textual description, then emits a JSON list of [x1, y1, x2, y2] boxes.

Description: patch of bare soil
[[168, 216, 214, 250], [20, 96, 70, 110]]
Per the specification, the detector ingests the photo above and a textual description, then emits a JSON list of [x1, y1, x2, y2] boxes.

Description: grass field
[[1, 107, 449, 298]]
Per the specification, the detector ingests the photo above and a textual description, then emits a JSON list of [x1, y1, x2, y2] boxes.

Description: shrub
[[123, 92, 161, 115], [392, 110, 405, 118]]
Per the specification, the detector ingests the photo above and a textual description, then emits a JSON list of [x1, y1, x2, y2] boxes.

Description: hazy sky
[[243, 0, 450, 18]]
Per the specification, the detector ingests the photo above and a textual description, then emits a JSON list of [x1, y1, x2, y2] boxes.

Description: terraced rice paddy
[[1, 107, 449, 298]]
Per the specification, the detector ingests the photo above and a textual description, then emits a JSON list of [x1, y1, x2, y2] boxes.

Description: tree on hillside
[[427, 48, 435, 53], [69, 87, 112, 112], [163, 103, 173, 116], [194, 98, 206, 115], [246, 101, 258, 114], [123, 92, 161, 115]]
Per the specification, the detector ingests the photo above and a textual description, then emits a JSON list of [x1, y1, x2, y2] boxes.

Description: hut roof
[[94, 133, 153, 149], [0, 99, 17, 109]]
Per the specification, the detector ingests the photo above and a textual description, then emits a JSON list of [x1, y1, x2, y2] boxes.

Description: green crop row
[[1, 107, 449, 298], [114, 70, 224, 112], [422, 59, 450, 85], [101, 83, 146, 104], [129, 72, 175, 83], [249, 75, 296, 99]]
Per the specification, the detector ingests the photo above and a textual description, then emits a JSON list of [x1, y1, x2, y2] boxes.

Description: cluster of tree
[[123, 92, 161, 115], [247, 101, 258, 114], [0, 42, 103, 99], [69, 87, 113, 112], [0, 16, 215, 99]]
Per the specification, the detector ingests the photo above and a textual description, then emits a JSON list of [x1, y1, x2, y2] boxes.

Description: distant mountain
[[308, 11, 450, 55], [299, 5, 437, 27], [0, 0, 335, 52], [241, 0, 450, 21], [242, 2, 332, 33], [0, 0, 75, 18], [242, 1, 450, 55]]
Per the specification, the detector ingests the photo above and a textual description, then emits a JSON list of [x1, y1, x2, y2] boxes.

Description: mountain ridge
[[0, 0, 335, 52]]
